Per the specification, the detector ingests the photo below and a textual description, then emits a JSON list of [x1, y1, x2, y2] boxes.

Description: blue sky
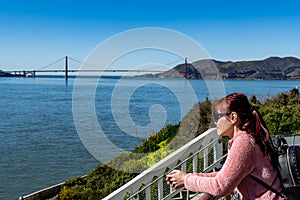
[[1, 0, 300, 71]]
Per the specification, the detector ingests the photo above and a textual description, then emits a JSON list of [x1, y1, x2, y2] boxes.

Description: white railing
[[18, 182, 64, 200], [104, 128, 225, 200]]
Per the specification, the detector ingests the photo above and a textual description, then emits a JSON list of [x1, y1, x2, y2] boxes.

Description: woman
[[166, 93, 285, 199]]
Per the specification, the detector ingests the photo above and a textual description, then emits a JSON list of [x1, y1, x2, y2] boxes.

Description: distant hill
[[140, 56, 300, 80]]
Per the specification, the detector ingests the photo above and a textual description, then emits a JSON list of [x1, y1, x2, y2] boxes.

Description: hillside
[[141, 56, 300, 80]]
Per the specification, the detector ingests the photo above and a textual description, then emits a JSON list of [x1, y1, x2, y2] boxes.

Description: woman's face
[[214, 112, 234, 137]]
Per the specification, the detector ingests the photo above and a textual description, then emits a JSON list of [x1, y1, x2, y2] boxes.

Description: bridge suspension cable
[[37, 57, 65, 70], [68, 57, 100, 69]]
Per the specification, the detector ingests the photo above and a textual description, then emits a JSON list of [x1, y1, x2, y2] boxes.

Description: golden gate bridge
[[4, 56, 188, 80]]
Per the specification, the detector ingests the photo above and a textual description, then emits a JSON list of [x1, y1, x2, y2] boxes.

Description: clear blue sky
[[1, 0, 300, 71]]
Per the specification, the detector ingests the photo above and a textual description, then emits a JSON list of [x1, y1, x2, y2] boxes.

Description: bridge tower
[[65, 56, 68, 81], [184, 57, 187, 79]]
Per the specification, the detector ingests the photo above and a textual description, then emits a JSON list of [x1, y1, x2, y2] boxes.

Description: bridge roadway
[[4, 69, 166, 79]]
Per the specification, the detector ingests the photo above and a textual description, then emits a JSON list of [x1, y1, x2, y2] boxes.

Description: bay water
[[0, 77, 299, 199]]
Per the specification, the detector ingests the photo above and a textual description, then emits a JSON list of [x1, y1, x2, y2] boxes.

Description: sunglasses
[[213, 112, 231, 122]]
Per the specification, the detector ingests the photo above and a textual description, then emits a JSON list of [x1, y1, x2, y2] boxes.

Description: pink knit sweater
[[184, 131, 285, 199]]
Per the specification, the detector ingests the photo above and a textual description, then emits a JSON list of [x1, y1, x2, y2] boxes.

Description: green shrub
[[259, 88, 300, 135]]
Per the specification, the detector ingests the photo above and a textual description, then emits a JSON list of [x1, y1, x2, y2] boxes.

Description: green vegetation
[[133, 124, 179, 154], [58, 124, 180, 199], [57, 88, 300, 200], [252, 88, 300, 135]]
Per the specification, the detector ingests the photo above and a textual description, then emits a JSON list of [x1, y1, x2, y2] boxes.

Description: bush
[[259, 88, 300, 135]]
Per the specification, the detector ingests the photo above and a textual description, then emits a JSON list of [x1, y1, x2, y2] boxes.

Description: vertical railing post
[[181, 162, 186, 172], [145, 187, 151, 200], [193, 155, 198, 173], [203, 148, 208, 170], [157, 179, 163, 199], [213, 142, 218, 163]]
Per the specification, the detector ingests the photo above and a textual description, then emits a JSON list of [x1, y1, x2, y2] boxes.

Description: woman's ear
[[231, 112, 238, 124]]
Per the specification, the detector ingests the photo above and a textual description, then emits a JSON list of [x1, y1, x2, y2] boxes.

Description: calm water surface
[[0, 77, 299, 199]]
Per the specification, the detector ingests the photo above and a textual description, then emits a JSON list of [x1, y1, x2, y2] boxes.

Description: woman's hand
[[166, 170, 186, 190]]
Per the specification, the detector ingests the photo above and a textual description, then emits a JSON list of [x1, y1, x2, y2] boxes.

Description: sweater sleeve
[[184, 133, 256, 196], [188, 172, 217, 177]]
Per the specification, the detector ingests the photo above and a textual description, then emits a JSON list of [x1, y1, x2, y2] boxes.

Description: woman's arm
[[184, 134, 256, 196], [166, 166, 217, 189]]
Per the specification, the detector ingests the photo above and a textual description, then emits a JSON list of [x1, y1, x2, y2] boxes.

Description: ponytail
[[252, 109, 269, 143], [240, 108, 270, 154], [249, 109, 279, 168]]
